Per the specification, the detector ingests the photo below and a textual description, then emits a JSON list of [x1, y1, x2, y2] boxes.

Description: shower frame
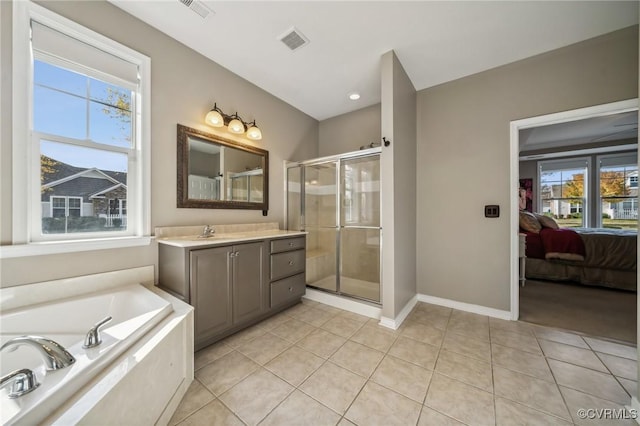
[[285, 147, 382, 304]]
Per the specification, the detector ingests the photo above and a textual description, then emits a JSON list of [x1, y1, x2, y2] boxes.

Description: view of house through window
[[599, 155, 638, 230], [539, 154, 638, 230], [539, 159, 588, 228], [35, 59, 132, 235]]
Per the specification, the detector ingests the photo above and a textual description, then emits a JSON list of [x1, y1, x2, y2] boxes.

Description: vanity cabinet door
[[232, 241, 268, 325], [190, 246, 233, 344]]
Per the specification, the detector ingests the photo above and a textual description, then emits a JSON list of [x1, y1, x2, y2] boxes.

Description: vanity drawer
[[271, 237, 305, 254], [271, 273, 306, 308], [270, 249, 305, 281]]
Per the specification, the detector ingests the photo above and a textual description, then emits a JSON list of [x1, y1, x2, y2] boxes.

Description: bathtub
[[1, 283, 174, 425]]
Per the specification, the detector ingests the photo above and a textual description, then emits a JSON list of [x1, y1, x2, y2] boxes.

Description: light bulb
[[228, 118, 245, 134], [246, 124, 262, 140], [205, 109, 224, 127]]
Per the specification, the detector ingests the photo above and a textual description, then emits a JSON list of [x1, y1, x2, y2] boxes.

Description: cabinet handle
[[288, 260, 294, 266], [235, 251, 240, 257], [288, 242, 294, 246], [288, 287, 293, 292]]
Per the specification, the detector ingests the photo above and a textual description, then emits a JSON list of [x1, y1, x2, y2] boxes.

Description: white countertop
[[157, 229, 307, 248]]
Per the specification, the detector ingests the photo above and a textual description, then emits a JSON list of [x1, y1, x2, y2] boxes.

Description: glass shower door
[[304, 161, 338, 292], [340, 155, 381, 302]]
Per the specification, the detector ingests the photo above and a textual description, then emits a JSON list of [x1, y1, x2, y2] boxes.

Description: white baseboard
[[379, 294, 418, 330], [629, 396, 640, 424], [303, 288, 381, 319], [417, 293, 511, 320]]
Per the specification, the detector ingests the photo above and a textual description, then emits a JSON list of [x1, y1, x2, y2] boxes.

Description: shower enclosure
[[286, 149, 381, 304]]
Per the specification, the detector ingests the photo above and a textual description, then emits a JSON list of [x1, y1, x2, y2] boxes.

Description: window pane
[[52, 208, 66, 218], [600, 165, 636, 197], [89, 100, 131, 148], [34, 60, 86, 97], [89, 79, 132, 148], [599, 163, 637, 230], [40, 140, 128, 235], [541, 169, 584, 199], [33, 85, 86, 139], [601, 199, 638, 230], [539, 163, 587, 229], [52, 197, 66, 208]]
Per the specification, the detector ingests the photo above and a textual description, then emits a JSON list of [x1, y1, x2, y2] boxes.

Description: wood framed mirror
[[177, 124, 268, 211]]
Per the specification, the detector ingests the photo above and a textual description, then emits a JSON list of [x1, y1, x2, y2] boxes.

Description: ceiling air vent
[[278, 27, 309, 51], [178, 0, 212, 19]]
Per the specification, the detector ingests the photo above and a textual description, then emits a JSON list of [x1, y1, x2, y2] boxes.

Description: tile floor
[[170, 299, 638, 426]]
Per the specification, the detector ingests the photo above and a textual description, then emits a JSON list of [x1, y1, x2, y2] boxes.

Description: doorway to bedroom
[[510, 99, 638, 344]]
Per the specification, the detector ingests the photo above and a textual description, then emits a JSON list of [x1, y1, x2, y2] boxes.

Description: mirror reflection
[[177, 124, 268, 210]]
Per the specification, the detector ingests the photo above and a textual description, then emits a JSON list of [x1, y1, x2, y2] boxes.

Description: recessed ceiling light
[[348, 92, 360, 101]]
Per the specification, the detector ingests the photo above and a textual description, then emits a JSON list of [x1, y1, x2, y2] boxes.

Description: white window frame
[[596, 152, 638, 227], [537, 157, 591, 227], [2, 1, 151, 258]]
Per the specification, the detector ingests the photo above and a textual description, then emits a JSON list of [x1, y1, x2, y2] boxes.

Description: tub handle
[[83, 316, 113, 349], [0, 368, 40, 398]]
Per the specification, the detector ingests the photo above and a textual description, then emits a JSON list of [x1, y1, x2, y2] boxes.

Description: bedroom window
[[598, 153, 638, 230], [6, 1, 151, 257], [539, 158, 590, 228]]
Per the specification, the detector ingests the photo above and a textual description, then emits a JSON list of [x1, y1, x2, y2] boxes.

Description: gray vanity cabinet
[[270, 237, 306, 308], [231, 242, 268, 324], [190, 241, 268, 348], [158, 233, 304, 350], [190, 246, 233, 344]]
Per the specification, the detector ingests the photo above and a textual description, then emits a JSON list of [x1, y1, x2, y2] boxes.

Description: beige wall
[[318, 103, 381, 157], [0, 1, 318, 287], [417, 26, 638, 311], [380, 51, 417, 320]]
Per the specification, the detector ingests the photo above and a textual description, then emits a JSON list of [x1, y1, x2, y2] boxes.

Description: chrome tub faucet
[[1, 336, 76, 371]]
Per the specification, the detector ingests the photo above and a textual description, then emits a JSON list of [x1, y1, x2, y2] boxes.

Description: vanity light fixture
[[205, 103, 262, 140]]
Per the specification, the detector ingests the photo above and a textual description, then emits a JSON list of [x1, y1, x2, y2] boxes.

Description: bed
[[522, 227, 637, 292]]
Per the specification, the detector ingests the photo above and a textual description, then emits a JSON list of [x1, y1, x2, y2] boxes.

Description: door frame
[[509, 98, 638, 320]]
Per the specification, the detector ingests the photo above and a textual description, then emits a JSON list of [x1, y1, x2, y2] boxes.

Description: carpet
[[519, 279, 637, 344]]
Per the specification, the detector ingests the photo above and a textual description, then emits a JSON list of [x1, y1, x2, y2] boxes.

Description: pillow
[[534, 213, 559, 230], [519, 210, 542, 233]]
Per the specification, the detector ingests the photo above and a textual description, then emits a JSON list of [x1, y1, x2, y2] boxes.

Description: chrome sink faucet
[[1, 336, 76, 371], [199, 224, 216, 238]]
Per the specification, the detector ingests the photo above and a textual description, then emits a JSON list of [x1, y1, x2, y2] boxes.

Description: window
[[598, 153, 638, 230], [9, 2, 150, 255], [50, 196, 82, 218], [539, 158, 590, 228]]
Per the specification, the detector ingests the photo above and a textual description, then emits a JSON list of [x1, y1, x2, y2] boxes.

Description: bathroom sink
[[166, 234, 242, 241]]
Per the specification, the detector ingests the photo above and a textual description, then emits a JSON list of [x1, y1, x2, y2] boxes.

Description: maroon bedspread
[[522, 231, 545, 259], [539, 228, 586, 261], [523, 228, 586, 261]]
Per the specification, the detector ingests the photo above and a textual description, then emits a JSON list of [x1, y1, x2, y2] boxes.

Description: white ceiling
[[520, 111, 638, 152], [110, 1, 638, 121]]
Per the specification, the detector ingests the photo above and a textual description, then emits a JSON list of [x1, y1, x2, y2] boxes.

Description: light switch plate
[[485, 205, 500, 218]]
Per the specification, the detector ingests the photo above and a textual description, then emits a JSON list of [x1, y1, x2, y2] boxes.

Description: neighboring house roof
[[42, 156, 127, 186], [89, 183, 127, 199], [41, 156, 127, 202]]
